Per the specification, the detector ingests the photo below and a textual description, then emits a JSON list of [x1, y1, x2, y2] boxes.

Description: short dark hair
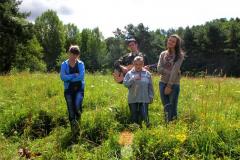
[[69, 45, 80, 55], [125, 38, 137, 45]]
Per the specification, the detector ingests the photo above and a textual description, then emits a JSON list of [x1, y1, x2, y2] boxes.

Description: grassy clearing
[[0, 73, 239, 159]]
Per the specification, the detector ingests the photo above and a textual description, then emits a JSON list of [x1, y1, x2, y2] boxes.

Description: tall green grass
[[0, 73, 239, 159]]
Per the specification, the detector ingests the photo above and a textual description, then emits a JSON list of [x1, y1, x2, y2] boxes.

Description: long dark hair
[[168, 34, 184, 62]]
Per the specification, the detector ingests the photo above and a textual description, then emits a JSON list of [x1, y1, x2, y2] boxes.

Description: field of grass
[[0, 72, 240, 159]]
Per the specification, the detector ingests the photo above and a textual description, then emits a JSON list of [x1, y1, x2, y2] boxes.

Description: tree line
[[1, 0, 240, 76]]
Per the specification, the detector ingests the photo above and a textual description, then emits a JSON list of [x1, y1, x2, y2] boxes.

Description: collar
[[131, 67, 147, 72], [130, 51, 140, 56]]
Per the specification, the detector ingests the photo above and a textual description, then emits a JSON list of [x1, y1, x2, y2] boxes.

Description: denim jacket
[[123, 68, 154, 103], [60, 59, 85, 90]]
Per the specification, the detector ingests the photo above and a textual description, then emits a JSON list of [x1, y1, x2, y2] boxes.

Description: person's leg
[[169, 84, 180, 121], [64, 91, 75, 123], [129, 103, 138, 124], [136, 103, 141, 125], [75, 91, 84, 120], [71, 91, 83, 137], [64, 91, 79, 137], [139, 103, 149, 127], [159, 82, 171, 122]]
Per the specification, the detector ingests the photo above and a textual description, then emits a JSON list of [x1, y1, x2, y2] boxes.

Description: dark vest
[[68, 63, 82, 92]]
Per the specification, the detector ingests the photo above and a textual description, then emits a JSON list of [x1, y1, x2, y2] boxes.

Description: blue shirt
[[60, 59, 85, 91], [123, 68, 154, 103]]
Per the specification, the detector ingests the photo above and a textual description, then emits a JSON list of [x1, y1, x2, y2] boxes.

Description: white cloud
[[20, 0, 240, 38]]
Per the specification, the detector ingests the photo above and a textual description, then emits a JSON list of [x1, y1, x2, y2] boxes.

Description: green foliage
[[80, 28, 108, 72], [0, 74, 240, 159], [35, 10, 66, 71], [180, 18, 240, 76], [132, 126, 188, 159], [0, 0, 34, 72], [105, 37, 127, 68], [14, 36, 46, 72], [64, 23, 81, 51], [109, 19, 240, 76], [1, 7, 240, 76], [55, 52, 69, 72], [81, 109, 120, 145], [112, 23, 166, 65]]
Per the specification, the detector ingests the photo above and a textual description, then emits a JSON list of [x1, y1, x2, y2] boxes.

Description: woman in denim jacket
[[60, 45, 85, 138], [157, 34, 184, 122]]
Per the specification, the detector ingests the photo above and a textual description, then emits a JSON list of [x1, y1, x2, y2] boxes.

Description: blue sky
[[20, 0, 240, 38]]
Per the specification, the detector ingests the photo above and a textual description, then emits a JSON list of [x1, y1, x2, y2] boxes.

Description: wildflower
[[176, 133, 187, 143], [119, 131, 133, 146], [163, 151, 169, 157], [174, 148, 180, 154]]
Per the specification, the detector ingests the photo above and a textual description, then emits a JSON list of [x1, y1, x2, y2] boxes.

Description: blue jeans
[[129, 103, 149, 127], [64, 89, 84, 123], [159, 82, 180, 122]]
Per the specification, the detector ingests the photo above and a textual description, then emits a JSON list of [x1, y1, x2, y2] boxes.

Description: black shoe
[[70, 120, 80, 137]]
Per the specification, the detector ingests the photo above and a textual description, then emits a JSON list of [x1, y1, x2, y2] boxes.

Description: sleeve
[[60, 62, 76, 82], [71, 62, 85, 82], [148, 74, 154, 100], [118, 56, 125, 65], [123, 72, 135, 88], [114, 54, 128, 70], [115, 54, 125, 65], [157, 52, 170, 75], [167, 56, 184, 85]]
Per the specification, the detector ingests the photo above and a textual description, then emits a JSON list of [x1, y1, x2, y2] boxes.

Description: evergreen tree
[[35, 10, 65, 71]]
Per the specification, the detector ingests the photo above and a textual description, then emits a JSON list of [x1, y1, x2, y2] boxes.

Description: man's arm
[[114, 53, 133, 73]]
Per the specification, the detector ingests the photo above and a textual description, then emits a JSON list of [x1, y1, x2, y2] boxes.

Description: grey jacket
[[157, 50, 184, 85], [123, 68, 154, 103]]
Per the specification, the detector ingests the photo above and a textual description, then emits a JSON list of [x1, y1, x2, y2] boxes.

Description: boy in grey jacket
[[123, 56, 154, 127]]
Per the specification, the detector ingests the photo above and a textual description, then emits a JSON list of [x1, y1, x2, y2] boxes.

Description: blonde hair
[[133, 56, 144, 63]]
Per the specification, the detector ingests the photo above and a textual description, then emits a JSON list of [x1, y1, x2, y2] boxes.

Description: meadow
[[0, 73, 239, 160]]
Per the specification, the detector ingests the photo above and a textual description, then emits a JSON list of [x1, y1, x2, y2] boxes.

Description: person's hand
[[164, 86, 172, 95], [120, 65, 128, 74], [144, 65, 150, 70], [113, 72, 124, 83], [134, 73, 141, 80]]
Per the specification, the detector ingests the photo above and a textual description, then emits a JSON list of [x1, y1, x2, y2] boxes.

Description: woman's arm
[[167, 56, 184, 85], [60, 63, 76, 82], [71, 62, 85, 82], [157, 52, 170, 75]]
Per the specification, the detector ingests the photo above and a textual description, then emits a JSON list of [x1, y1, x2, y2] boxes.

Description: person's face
[[134, 60, 144, 71], [128, 41, 138, 52], [167, 37, 177, 49], [69, 53, 79, 60]]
